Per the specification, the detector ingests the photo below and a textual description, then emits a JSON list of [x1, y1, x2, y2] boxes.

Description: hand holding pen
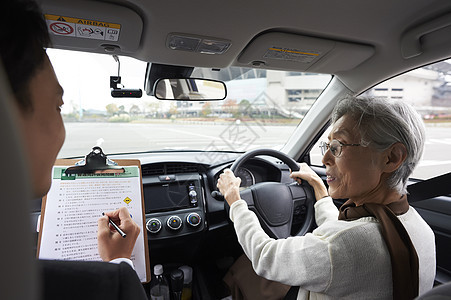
[[97, 207, 141, 261], [102, 212, 127, 238]]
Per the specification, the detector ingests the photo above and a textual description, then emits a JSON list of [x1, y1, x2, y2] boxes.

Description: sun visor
[[40, 0, 143, 55], [401, 12, 451, 59], [237, 32, 374, 73]]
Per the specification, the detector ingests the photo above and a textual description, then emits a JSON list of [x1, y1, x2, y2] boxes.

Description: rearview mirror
[[153, 78, 227, 101]]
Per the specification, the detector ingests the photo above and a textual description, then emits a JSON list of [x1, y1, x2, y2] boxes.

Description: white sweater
[[229, 197, 436, 299]]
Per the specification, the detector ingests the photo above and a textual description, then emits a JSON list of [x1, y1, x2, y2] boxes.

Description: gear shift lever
[[170, 269, 184, 300]]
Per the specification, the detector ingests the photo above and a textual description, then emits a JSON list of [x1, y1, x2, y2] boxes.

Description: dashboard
[[30, 151, 294, 258], [143, 173, 206, 240], [140, 153, 286, 241], [29, 150, 315, 299]]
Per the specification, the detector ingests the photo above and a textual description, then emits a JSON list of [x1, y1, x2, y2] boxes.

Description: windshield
[[48, 49, 332, 158]]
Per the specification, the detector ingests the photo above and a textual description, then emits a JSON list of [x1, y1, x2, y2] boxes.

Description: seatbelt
[[283, 172, 451, 300], [407, 172, 451, 203], [283, 286, 300, 300]]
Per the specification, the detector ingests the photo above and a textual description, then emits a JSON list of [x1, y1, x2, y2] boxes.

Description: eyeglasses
[[319, 139, 361, 157]]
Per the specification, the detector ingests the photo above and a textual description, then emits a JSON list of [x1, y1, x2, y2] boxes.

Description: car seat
[[0, 58, 148, 300], [0, 62, 37, 299], [416, 281, 451, 299]]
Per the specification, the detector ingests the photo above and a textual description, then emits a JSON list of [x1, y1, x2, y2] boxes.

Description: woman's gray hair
[[331, 96, 425, 194]]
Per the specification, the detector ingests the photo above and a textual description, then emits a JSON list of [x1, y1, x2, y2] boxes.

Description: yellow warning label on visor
[[264, 47, 321, 63], [45, 14, 121, 42], [45, 14, 121, 29]]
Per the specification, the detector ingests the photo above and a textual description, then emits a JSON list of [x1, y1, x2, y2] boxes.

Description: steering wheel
[[223, 149, 316, 239]]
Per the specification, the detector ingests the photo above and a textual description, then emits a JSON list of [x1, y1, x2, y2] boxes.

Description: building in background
[[65, 63, 451, 120]]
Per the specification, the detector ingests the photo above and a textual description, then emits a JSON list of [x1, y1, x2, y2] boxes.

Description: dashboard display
[[214, 167, 256, 191], [144, 182, 191, 213], [236, 167, 255, 189]]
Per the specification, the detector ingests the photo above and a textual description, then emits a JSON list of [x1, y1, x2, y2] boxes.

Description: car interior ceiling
[[41, 0, 451, 93]]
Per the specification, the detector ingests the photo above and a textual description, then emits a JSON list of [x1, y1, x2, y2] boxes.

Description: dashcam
[[111, 89, 143, 98]]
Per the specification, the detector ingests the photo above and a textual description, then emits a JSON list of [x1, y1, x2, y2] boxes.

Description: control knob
[[167, 216, 182, 230], [146, 218, 162, 234], [186, 212, 201, 227]]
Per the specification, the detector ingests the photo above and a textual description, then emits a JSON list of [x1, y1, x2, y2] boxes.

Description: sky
[[47, 48, 159, 114], [47, 48, 270, 115], [48, 48, 451, 116]]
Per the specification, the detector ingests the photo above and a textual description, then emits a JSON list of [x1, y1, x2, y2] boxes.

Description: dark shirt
[[38, 259, 147, 300]]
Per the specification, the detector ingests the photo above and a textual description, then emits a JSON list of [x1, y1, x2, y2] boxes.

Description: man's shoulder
[[38, 259, 147, 300]]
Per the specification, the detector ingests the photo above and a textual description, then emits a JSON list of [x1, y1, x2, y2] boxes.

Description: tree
[[222, 99, 239, 117], [129, 104, 141, 116], [145, 102, 160, 118], [200, 102, 211, 117], [118, 105, 126, 114], [239, 99, 251, 116], [168, 103, 178, 117], [106, 103, 118, 116]]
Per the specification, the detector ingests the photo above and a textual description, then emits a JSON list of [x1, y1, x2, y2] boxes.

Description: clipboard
[[37, 147, 151, 283]]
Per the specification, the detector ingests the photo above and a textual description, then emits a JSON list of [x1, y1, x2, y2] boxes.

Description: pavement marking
[[166, 128, 223, 141], [418, 160, 451, 167], [426, 138, 451, 145]]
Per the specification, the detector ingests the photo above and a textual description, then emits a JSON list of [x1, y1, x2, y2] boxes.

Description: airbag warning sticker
[[264, 47, 320, 63], [45, 14, 121, 42]]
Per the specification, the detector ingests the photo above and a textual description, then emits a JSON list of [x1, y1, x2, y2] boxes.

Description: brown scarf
[[338, 195, 419, 300]]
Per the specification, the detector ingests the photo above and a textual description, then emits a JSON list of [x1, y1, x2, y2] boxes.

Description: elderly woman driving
[[217, 97, 435, 299]]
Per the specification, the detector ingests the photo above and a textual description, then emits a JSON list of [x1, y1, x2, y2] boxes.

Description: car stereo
[[143, 174, 201, 213]]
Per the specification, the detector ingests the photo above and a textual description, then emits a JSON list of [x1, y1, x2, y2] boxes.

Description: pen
[[102, 212, 127, 238]]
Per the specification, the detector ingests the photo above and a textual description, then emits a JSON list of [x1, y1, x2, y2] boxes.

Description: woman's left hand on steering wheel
[[290, 163, 329, 201]]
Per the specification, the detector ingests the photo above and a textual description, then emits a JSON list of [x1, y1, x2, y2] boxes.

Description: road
[[59, 121, 450, 180]]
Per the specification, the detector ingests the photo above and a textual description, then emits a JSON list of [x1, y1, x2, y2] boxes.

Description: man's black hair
[[0, 0, 51, 111]]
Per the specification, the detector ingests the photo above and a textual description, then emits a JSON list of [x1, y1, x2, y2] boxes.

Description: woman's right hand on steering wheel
[[290, 163, 329, 201]]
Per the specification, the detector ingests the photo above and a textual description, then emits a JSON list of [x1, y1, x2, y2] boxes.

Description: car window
[[311, 59, 451, 181], [47, 49, 332, 158]]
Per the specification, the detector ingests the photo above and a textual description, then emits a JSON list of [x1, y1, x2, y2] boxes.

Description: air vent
[[142, 164, 165, 176], [141, 163, 199, 176], [166, 163, 198, 174]]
